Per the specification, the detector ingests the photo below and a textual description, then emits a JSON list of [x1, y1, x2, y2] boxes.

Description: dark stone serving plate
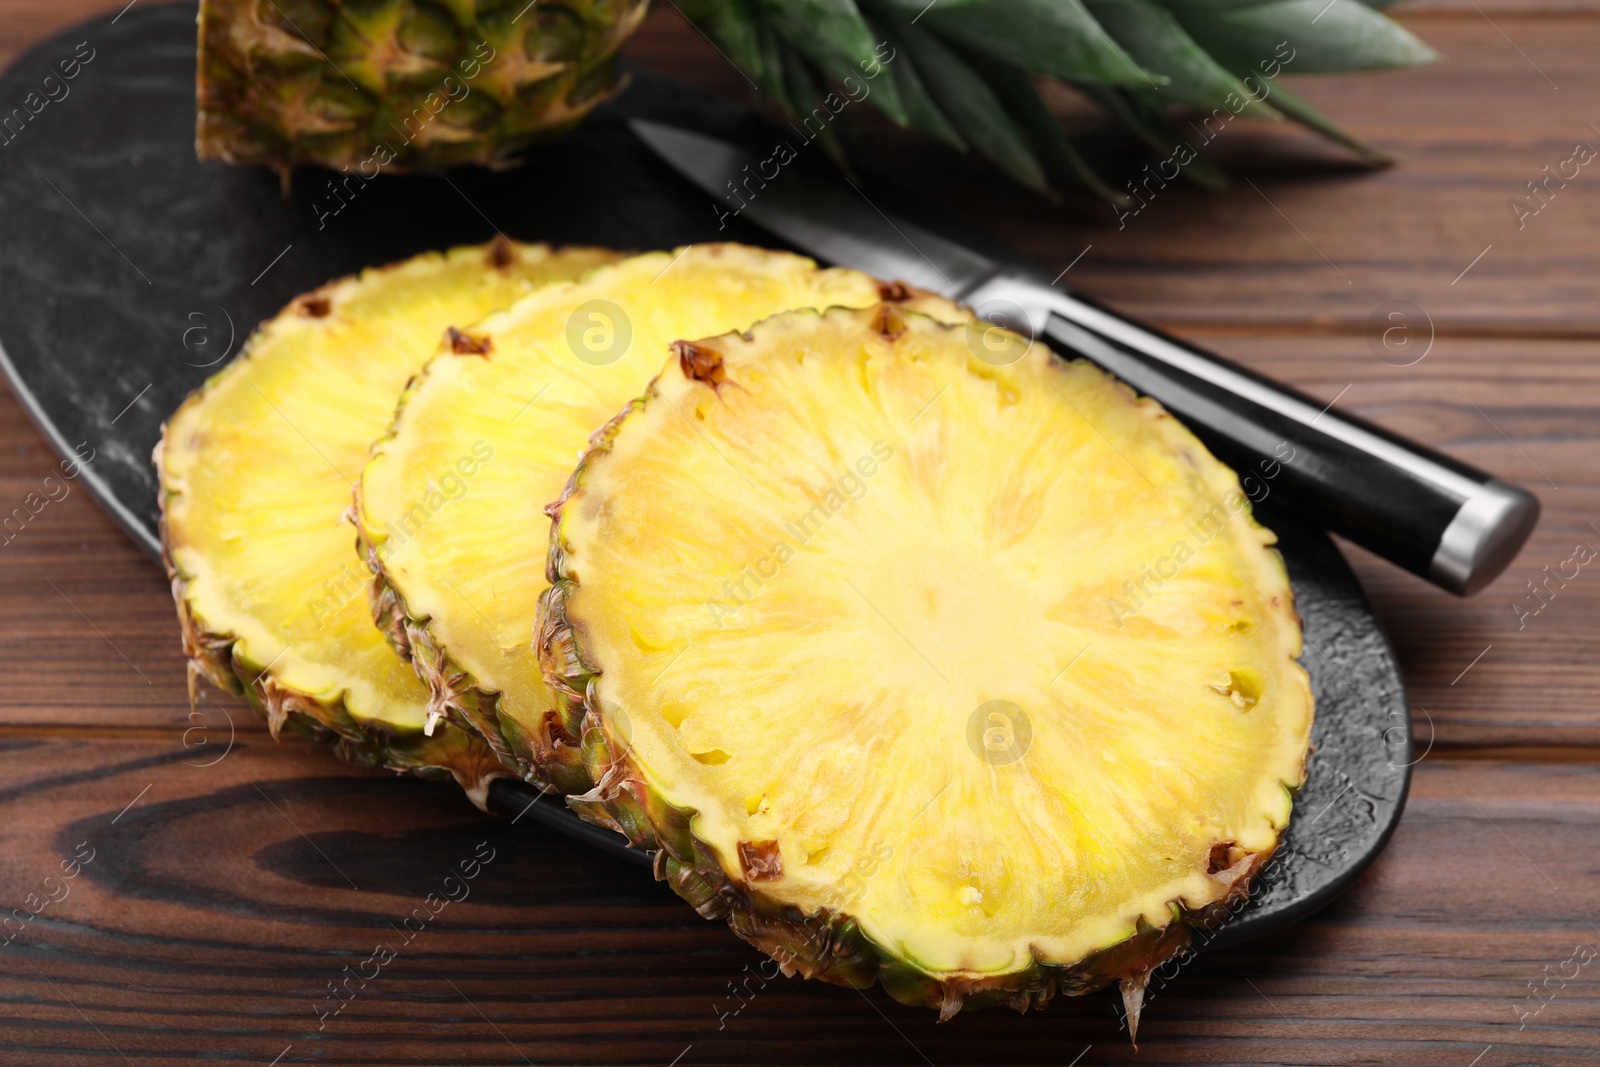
[[0, 1, 1411, 950]]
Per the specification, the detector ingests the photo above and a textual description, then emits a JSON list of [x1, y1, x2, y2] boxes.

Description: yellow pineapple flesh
[[355, 245, 966, 791], [539, 305, 1314, 1016], [158, 240, 618, 803]]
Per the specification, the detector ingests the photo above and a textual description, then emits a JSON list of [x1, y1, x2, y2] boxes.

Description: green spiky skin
[[196, 0, 649, 181], [534, 390, 1276, 1020], [157, 447, 509, 810]]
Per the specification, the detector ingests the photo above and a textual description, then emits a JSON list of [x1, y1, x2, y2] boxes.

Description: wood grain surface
[[2, 1, 1598, 1064]]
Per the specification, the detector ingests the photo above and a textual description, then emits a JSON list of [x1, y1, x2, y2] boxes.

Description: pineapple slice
[[355, 245, 966, 793], [159, 240, 618, 805], [540, 305, 1313, 1019]]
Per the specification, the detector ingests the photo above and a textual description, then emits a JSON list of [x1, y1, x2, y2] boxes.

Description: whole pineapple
[[196, 0, 648, 180]]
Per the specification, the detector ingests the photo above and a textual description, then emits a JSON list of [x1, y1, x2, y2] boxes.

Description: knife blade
[[634, 120, 995, 296], [631, 119, 1539, 596]]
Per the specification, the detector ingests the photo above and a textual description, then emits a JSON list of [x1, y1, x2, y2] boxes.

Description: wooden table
[[2, 1, 1596, 1063]]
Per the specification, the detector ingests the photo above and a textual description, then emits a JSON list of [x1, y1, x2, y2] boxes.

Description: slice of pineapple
[[159, 240, 618, 805], [540, 305, 1313, 1020], [355, 244, 967, 793]]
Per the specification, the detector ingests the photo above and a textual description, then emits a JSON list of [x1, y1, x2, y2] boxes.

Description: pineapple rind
[[195, 0, 650, 179], [355, 245, 970, 797], [360, 516, 576, 791], [538, 306, 1310, 1016], [159, 241, 618, 805]]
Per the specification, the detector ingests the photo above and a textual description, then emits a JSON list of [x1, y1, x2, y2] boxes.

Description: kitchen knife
[[631, 119, 1538, 597]]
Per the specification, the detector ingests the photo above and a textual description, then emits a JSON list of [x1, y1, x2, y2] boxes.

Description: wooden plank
[[0, 394, 203, 734], [0, 737, 1593, 1065]]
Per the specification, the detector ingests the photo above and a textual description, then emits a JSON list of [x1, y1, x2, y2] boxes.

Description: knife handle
[[973, 278, 1539, 596]]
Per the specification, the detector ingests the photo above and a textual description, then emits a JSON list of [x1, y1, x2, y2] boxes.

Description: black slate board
[[0, 1, 1411, 949]]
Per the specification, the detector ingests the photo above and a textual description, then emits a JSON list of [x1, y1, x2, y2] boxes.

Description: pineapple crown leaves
[[683, 0, 1437, 197], [759, 0, 912, 124]]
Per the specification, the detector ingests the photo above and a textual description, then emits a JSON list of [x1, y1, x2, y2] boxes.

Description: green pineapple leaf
[[779, 46, 853, 168], [1167, 0, 1438, 73], [866, 0, 1161, 86], [868, 17, 969, 149], [965, 53, 1131, 202], [1086, 0, 1281, 118], [757, 0, 911, 124], [1085, 84, 1231, 190], [753, 22, 799, 112], [675, 0, 771, 87], [1246, 77, 1395, 162], [891, 18, 1049, 191], [671, 0, 1435, 198]]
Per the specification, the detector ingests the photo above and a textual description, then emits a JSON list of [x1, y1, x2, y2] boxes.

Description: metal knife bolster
[[960, 270, 1540, 596]]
